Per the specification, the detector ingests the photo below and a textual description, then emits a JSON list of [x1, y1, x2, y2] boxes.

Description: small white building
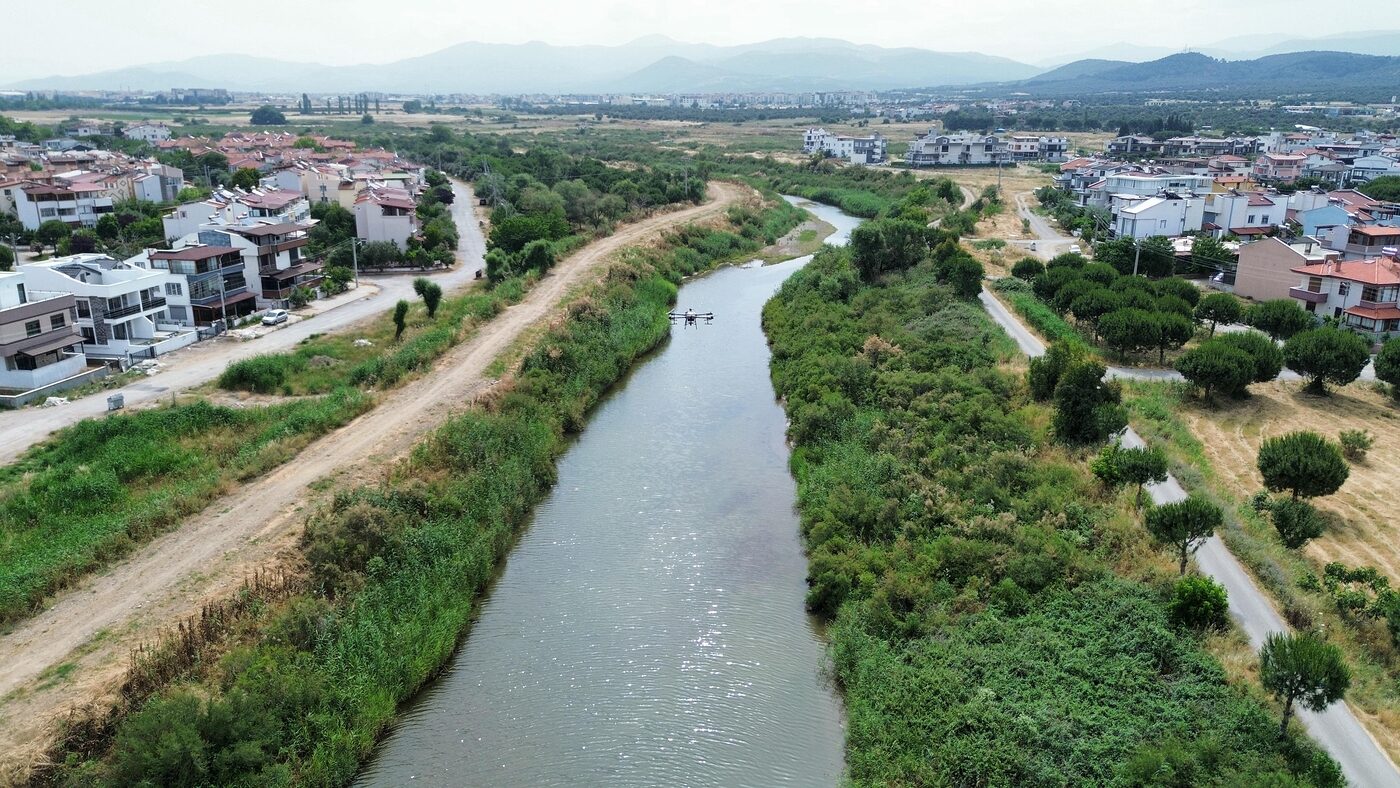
[[18, 254, 195, 359], [124, 123, 173, 143], [1006, 134, 1070, 162], [0, 269, 88, 394], [1202, 191, 1286, 238], [354, 187, 417, 249], [15, 181, 114, 230], [802, 128, 887, 165], [1113, 194, 1205, 239]]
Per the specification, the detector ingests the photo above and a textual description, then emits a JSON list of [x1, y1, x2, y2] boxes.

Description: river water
[[356, 199, 861, 787]]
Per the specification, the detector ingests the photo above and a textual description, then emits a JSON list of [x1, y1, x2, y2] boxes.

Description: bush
[[1169, 575, 1229, 630], [1338, 429, 1374, 462], [1376, 337, 1400, 396], [218, 355, 303, 394], [1052, 360, 1126, 444], [1272, 498, 1326, 549], [1011, 257, 1044, 280]]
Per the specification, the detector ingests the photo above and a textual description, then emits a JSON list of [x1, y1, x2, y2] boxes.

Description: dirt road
[[0, 181, 746, 777]]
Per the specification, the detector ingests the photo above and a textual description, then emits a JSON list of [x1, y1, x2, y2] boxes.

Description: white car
[[261, 309, 289, 326], [1069, 244, 1082, 255]]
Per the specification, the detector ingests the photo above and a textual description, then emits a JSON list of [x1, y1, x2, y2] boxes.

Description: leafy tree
[[1052, 360, 1126, 444], [1154, 277, 1200, 307], [1272, 498, 1326, 548], [489, 213, 569, 254], [1360, 175, 1400, 202], [1246, 299, 1312, 341], [1046, 251, 1087, 270], [1099, 308, 1159, 357], [1068, 288, 1123, 337], [250, 105, 287, 125], [1152, 312, 1195, 364], [392, 300, 409, 340], [1091, 442, 1168, 508], [1259, 631, 1350, 737], [1257, 431, 1349, 500], [849, 218, 934, 280], [1283, 326, 1370, 394], [519, 238, 557, 273], [322, 265, 353, 294], [95, 213, 120, 242], [1011, 257, 1044, 281], [412, 277, 443, 317], [1169, 575, 1229, 630], [229, 167, 260, 190], [0, 244, 12, 271], [1216, 331, 1284, 386], [1377, 337, 1400, 397], [67, 228, 98, 254], [1188, 234, 1237, 276], [36, 219, 72, 252], [939, 255, 983, 298], [1175, 342, 1254, 400], [360, 113, 374, 125], [1028, 340, 1083, 402], [1145, 495, 1223, 575], [1194, 293, 1243, 337]]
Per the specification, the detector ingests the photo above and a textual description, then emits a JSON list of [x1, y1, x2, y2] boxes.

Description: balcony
[[1289, 287, 1328, 304], [1358, 298, 1399, 311], [104, 296, 167, 320]]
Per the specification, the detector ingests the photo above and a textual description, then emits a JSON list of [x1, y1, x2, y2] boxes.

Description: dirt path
[[0, 181, 747, 777]]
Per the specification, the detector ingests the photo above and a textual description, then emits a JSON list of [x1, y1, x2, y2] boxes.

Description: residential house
[[1349, 154, 1400, 184], [1235, 236, 1337, 302], [1113, 193, 1204, 239], [354, 187, 417, 249], [1088, 170, 1213, 211], [906, 132, 1003, 166], [1106, 135, 1163, 156], [124, 123, 172, 143], [1324, 224, 1400, 260], [801, 128, 887, 164], [1288, 254, 1400, 341], [0, 269, 88, 395], [1253, 153, 1306, 184], [1006, 135, 1070, 162], [15, 180, 113, 230], [139, 243, 255, 326], [216, 222, 322, 304], [1201, 191, 1286, 239], [18, 254, 196, 359]]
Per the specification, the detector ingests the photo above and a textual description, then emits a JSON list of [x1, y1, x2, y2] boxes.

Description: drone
[[668, 308, 715, 327]]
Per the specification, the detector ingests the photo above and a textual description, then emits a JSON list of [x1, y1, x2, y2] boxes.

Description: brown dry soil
[[0, 182, 748, 780]]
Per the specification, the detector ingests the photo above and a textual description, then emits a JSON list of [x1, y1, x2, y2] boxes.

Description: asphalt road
[[981, 283, 1400, 787], [0, 179, 487, 465]]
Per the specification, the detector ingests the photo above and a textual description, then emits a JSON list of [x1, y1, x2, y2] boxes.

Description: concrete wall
[[1235, 237, 1308, 302]]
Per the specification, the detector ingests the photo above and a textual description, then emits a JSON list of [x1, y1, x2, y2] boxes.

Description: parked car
[[262, 309, 289, 326], [1069, 244, 1082, 255]]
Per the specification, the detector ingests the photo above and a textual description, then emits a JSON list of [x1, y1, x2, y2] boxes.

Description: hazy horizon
[[0, 0, 1381, 82]]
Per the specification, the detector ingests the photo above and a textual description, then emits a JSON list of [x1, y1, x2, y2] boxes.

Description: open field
[[1178, 380, 1400, 580]]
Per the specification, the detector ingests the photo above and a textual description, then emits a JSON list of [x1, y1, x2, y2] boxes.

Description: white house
[[1201, 191, 1286, 238], [18, 254, 196, 359], [1113, 194, 1204, 239], [136, 243, 256, 326], [906, 132, 1004, 167], [1006, 135, 1070, 162], [15, 181, 114, 230], [124, 123, 173, 143], [802, 128, 887, 165], [0, 269, 88, 394], [1349, 155, 1400, 184], [354, 187, 417, 249]]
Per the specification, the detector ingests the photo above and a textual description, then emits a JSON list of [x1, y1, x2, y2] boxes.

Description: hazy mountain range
[[7, 30, 1400, 95]]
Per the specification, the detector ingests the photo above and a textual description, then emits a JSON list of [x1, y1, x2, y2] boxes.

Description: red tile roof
[[1349, 225, 1400, 238], [1345, 305, 1400, 320], [1292, 258, 1400, 285]]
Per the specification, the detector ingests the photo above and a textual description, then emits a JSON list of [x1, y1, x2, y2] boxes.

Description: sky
[[0, 0, 1370, 81]]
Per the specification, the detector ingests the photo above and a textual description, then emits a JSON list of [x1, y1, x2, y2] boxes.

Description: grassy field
[[0, 392, 371, 627]]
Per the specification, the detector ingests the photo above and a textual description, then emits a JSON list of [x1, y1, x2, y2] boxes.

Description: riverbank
[[762, 240, 1342, 783], [39, 188, 811, 785]]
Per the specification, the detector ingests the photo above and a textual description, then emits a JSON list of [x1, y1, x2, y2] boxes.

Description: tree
[[1194, 293, 1242, 337], [1246, 299, 1312, 341], [1271, 498, 1325, 548], [1257, 431, 1349, 500], [1091, 442, 1168, 508], [229, 167, 260, 190], [1169, 575, 1229, 630], [1152, 312, 1195, 364], [940, 255, 983, 298], [0, 244, 12, 271], [1188, 234, 1237, 276], [392, 300, 409, 340], [250, 105, 287, 125], [1216, 331, 1284, 387], [1099, 308, 1159, 358], [1068, 289, 1123, 337], [35, 219, 71, 252], [67, 228, 98, 254], [1283, 326, 1371, 395], [1154, 277, 1201, 307], [849, 218, 934, 280], [360, 113, 374, 125], [413, 277, 443, 317], [1175, 342, 1254, 400], [1377, 337, 1400, 398], [1259, 631, 1350, 737], [1046, 251, 1087, 270], [1052, 360, 1127, 444], [1145, 495, 1223, 575], [1028, 340, 1083, 402], [1011, 257, 1044, 281], [95, 213, 121, 242], [1359, 175, 1400, 202]]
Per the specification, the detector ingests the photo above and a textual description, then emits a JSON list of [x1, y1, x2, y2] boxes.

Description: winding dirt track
[[0, 181, 746, 778]]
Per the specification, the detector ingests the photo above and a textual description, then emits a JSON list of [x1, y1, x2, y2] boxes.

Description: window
[[1338, 283, 1350, 296], [81, 327, 95, 343], [111, 322, 128, 340], [1307, 276, 1323, 293], [1247, 214, 1256, 224], [1362, 286, 1381, 302], [165, 282, 183, 296], [76, 299, 90, 318], [50, 313, 65, 329], [24, 319, 41, 337], [15, 283, 24, 304]]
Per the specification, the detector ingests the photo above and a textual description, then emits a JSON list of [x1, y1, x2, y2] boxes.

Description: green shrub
[[1169, 575, 1229, 630]]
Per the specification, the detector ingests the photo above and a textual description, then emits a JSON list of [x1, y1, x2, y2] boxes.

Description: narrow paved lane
[[980, 285, 1400, 787]]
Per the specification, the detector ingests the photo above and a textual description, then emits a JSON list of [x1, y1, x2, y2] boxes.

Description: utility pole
[[350, 237, 360, 287]]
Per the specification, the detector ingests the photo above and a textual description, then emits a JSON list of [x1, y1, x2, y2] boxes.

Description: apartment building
[[1201, 191, 1286, 237], [1085, 170, 1213, 210], [15, 181, 113, 230], [0, 269, 87, 394], [141, 243, 256, 326], [1324, 225, 1400, 260], [1113, 194, 1204, 239], [802, 128, 887, 165], [1288, 254, 1400, 341], [1234, 236, 1337, 302], [354, 187, 417, 249], [124, 123, 172, 143], [906, 132, 1003, 167], [1006, 135, 1070, 162], [1253, 153, 1306, 184], [216, 222, 322, 303], [19, 254, 196, 359]]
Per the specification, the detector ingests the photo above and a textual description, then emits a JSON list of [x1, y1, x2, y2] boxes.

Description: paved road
[[0, 179, 486, 465], [1011, 192, 1077, 261], [981, 284, 1400, 787]]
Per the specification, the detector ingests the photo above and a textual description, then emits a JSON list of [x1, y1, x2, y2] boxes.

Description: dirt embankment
[[0, 181, 750, 780]]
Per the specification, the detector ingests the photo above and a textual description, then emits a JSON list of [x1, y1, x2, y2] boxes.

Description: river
[[355, 198, 862, 787]]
